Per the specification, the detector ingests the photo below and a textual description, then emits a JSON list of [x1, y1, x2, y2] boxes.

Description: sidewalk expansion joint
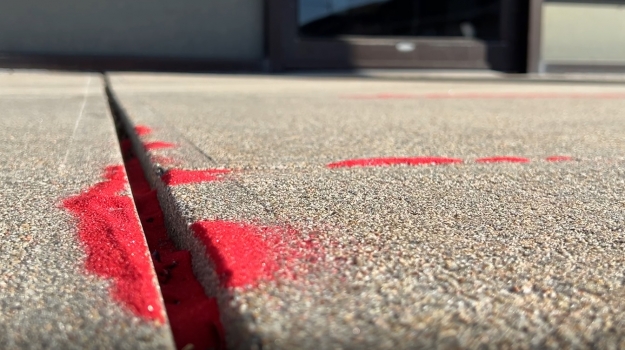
[[105, 82, 225, 350], [105, 80, 285, 350]]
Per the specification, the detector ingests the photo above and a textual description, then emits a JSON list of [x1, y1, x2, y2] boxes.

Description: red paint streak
[[135, 125, 153, 136], [191, 221, 317, 288], [344, 92, 625, 99], [162, 169, 231, 186], [546, 155, 573, 162], [126, 154, 225, 349], [62, 166, 165, 323], [327, 157, 462, 168], [476, 156, 530, 163], [120, 139, 133, 158], [144, 141, 176, 151]]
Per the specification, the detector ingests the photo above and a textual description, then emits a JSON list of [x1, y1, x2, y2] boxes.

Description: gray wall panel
[[0, 0, 263, 61]]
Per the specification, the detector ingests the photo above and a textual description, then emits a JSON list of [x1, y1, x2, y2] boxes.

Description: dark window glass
[[299, 0, 501, 40]]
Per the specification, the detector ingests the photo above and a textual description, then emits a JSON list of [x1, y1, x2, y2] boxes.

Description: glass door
[[268, 0, 528, 71], [299, 0, 502, 39]]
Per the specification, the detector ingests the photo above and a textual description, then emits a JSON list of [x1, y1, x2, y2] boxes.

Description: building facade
[[0, 0, 623, 73]]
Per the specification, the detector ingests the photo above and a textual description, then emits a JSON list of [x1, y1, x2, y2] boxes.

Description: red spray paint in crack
[[476, 156, 530, 163], [135, 125, 152, 136], [120, 139, 133, 157], [162, 169, 231, 186], [546, 155, 573, 162], [191, 221, 319, 288], [62, 165, 165, 323], [144, 141, 176, 151], [125, 152, 225, 349], [327, 157, 462, 169]]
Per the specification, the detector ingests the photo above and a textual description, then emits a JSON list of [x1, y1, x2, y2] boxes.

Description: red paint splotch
[[191, 221, 318, 288], [126, 153, 225, 349], [62, 165, 165, 323], [162, 169, 231, 186], [476, 156, 530, 164], [546, 155, 573, 162], [144, 141, 176, 151], [327, 157, 462, 168], [135, 125, 153, 136]]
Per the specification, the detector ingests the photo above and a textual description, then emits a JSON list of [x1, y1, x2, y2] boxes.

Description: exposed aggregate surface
[[109, 73, 625, 349], [0, 72, 173, 349]]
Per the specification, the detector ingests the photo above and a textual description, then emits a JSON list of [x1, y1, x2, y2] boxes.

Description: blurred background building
[[0, 0, 623, 73]]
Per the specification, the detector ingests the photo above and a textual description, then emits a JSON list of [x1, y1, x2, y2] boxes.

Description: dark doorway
[[268, 0, 528, 72]]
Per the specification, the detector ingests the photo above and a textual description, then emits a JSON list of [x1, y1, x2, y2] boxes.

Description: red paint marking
[[162, 253, 223, 350], [191, 221, 317, 288], [162, 169, 231, 186], [546, 155, 573, 162], [62, 165, 165, 323], [144, 141, 176, 151], [134, 125, 152, 136], [476, 156, 530, 163], [344, 92, 625, 99], [120, 139, 133, 158], [327, 157, 462, 168], [126, 155, 225, 349]]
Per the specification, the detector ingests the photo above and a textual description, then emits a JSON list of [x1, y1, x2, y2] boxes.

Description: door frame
[[526, 0, 543, 73]]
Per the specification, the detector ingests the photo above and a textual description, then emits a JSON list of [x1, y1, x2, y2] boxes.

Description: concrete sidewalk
[[108, 73, 625, 349], [3, 70, 625, 349], [0, 72, 174, 349]]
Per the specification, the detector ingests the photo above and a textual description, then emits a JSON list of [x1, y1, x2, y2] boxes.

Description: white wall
[[542, 2, 625, 65], [0, 0, 263, 61]]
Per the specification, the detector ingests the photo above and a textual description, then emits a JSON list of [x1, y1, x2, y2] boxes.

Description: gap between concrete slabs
[[105, 81, 259, 349]]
